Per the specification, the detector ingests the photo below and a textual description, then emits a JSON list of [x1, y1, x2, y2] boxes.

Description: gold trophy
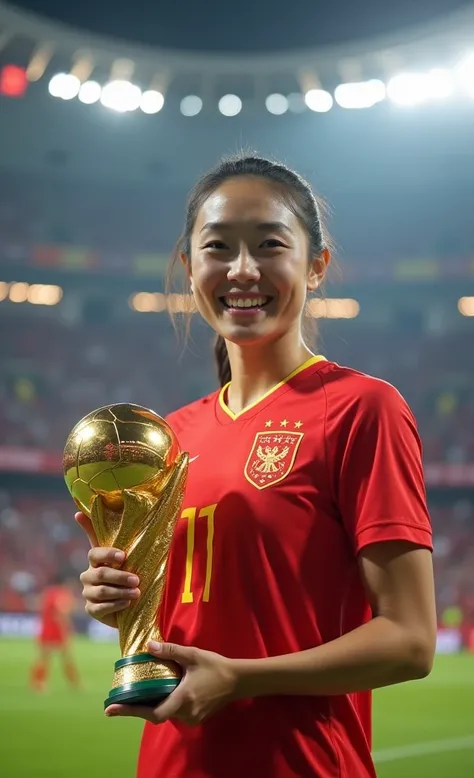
[[63, 403, 188, 709]]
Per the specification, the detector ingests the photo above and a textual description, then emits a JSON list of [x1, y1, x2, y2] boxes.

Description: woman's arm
[[234, 540, 436, 699]]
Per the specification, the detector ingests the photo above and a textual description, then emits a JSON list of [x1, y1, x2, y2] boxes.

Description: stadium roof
[[5, 0, 474, 54]]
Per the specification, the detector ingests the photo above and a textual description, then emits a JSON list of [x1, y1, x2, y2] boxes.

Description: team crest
[[244, 431, 304, 490]]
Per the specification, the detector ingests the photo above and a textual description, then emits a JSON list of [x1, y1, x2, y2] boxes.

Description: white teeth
[[224, 296, 266, 308]]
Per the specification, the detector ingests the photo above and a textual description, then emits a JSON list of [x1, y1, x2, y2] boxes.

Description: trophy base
[[104, 653, 181, 710]]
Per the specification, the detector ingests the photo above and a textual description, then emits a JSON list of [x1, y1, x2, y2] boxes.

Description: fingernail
[[148, 640, 161, 652], [114, 551, 125, 562], [127, 575, 139, 586]]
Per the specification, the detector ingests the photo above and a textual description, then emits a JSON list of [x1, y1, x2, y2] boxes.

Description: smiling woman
[[167, 155, 332, 391], [77, 153, 436, 778]]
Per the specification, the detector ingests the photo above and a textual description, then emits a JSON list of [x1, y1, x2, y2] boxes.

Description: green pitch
[[0, 638, 473, 777]]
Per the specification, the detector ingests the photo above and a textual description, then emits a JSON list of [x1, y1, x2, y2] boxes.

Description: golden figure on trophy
[[63, 403, 188, 708]]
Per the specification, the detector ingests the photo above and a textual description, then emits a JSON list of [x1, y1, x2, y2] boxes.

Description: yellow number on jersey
[[181, 503, 217, 604]]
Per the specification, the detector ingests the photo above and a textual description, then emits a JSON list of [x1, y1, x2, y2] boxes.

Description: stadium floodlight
[[387, 69, 454, 106], [265, 93, 289, 115], [334, 79, 386, 109], [304, 89, 333, 113], [48, 73, 81, 100], [0, 281, 9, 301], [180, 95, 203, 116], [426, 69, 455, 100], [140, 90, 164, 114], [456, 54, 474, 97], [78, 81, 102, 105], [218, 94, 242, 116], [100, 80, 142, 112], [8, 282, 29, 303], [306, 298, 360, 319], [458, 297, 474, 316]]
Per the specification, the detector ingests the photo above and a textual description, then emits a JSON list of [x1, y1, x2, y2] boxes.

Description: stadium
[[0, 0, 473, 776]]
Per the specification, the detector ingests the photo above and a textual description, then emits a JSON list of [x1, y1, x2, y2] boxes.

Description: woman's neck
[[225, 331, 315, 415]]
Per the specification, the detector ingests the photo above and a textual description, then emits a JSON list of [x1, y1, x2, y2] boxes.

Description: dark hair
[[167, 153, 332, 387]]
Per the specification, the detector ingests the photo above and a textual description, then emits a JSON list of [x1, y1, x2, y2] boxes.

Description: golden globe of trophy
[[63, 403, 188, 709]]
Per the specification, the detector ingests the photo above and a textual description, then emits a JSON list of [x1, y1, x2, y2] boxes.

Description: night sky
[[8, 0, 472, 52]]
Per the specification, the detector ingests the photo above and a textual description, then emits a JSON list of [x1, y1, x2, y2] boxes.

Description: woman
[[78, 155, 436, 778]]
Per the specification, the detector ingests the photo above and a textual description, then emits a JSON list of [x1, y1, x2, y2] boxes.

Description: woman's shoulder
[[319, 361, 414, 429]]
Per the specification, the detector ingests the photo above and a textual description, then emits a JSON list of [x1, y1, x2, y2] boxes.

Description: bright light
[[180, 95, 203, 116], [140, 90, 164, 114], [0, 281, 9, 301], [306, 298, 360, 319], [28, 284, 63, 305], [305, 89, 333, 113], [129, 292, 195, 313], [457, 54, 474, 97], [287, 92, 306, 113], [265, 93, 289, 115], [458, 296, 474, 316], [335, 79, 386, 109], [218, 94, 242, 116], [9, 282, 29, 303], [129, 292, 166, 312], [78, 81, 102, 104], [426, 68, 455, 99], [48, 73, 81, 100], [387, 69, 454, 106], [100, 80, 142, 112]]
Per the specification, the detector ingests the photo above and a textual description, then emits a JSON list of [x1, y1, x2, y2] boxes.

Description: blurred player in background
[[30, 572, 81, 692]]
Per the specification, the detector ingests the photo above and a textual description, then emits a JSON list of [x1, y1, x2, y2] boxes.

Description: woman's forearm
[[233, 616, 434, 699]]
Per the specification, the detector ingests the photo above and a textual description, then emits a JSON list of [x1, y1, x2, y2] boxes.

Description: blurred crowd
[[0, 489, 472, 626], [1, 315, 473, 462]]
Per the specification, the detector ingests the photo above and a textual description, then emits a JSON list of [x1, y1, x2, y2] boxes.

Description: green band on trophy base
[[104, 654, 181, 709], [104, 677, 180, 709], [114, 652, 157, 669]]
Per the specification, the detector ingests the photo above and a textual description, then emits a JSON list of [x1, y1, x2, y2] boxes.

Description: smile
[[219, 295, 272, 310]]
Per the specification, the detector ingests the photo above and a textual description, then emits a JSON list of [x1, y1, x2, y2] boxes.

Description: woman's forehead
[[194, 178, 298, 231]]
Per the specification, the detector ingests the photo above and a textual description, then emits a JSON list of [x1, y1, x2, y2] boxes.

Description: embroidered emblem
[[244, 431, 304, 490]]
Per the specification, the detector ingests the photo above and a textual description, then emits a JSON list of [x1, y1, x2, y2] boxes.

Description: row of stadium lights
[[0, 281, 63, 305], [129, 292, 361, 318], [46, 57, 474, 114], [1, 282, 473, 318]]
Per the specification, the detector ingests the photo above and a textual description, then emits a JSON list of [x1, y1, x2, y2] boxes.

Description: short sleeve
[[329, 379, 433, 554]]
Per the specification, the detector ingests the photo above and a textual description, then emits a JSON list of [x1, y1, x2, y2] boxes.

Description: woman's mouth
[[219, 295, 273, 313]]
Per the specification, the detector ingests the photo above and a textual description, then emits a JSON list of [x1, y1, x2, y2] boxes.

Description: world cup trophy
[[63, 403, 188, 709]]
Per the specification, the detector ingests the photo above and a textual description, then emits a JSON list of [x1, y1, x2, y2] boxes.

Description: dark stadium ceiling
[[7, 0, 474, 53]]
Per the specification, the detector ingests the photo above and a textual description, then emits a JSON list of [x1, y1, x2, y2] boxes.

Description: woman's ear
[[307, 248, 330, 292]]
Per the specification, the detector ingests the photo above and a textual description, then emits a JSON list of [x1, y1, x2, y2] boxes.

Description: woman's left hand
[[105, 640, 239, 726]]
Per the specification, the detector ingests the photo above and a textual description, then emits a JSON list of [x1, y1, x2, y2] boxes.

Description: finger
[[148, 687, 188, 724], [75, 512, 99, 548], [87, 546, 126, 569], [147, 640, 196, 666], [83, 584, 140, 603], [81, 565, 139, 588], [86, 601, 131, 619], [105, 704, 158, 724]]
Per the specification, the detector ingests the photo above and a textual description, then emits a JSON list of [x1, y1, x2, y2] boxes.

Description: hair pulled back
[[167, 153, 331, 387]]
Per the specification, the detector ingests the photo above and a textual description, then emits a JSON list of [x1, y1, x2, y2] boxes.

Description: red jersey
[[138, 357, 432, 778], [39, 585, 73, 644]]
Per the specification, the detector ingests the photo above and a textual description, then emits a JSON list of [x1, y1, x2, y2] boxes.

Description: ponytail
[[214, 335, 231, 387]]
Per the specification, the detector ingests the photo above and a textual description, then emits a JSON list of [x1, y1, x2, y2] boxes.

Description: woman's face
[[185, 177, 324, 347]]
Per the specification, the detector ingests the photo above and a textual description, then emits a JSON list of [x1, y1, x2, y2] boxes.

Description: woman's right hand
[[75, 512, 141, 629]]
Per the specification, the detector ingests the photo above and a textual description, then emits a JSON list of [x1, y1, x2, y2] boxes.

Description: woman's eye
[[261, 239, 285, 248], [204, 241, 227, 250]]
